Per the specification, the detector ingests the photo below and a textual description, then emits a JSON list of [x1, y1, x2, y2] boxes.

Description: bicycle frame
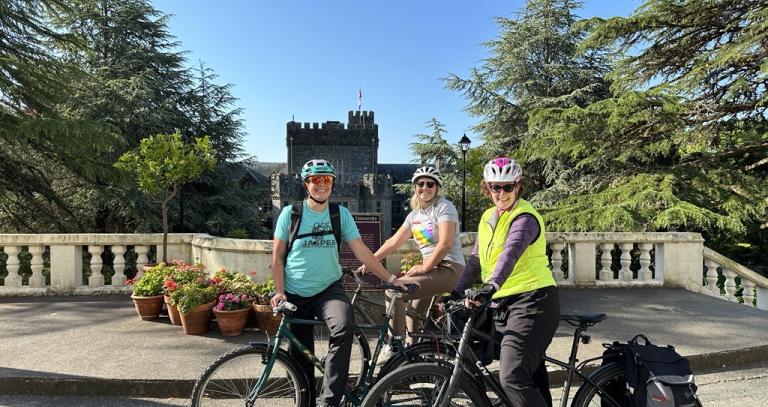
[[434, 306, 626, 407], [247, 284, 410, 406]]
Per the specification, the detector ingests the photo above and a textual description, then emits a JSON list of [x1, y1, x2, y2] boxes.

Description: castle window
[[376, 200, 381, 212]]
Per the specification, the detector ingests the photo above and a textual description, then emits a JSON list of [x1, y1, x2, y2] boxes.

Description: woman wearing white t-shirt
[[361, 166, 465, 356]]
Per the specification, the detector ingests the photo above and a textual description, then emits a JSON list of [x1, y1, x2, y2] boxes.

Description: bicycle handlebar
[[379, 282, 419, 294], [273, 300, 297, 315]]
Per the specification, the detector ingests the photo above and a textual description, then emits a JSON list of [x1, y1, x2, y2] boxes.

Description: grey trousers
[[495, 286, 560, 407], [286, 280, 354, 407]]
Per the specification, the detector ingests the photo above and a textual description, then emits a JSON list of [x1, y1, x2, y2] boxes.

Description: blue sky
[[152, 1, 641, 163]]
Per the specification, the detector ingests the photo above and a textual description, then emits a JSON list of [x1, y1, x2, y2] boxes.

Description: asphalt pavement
[[0, 287, 766, 400]]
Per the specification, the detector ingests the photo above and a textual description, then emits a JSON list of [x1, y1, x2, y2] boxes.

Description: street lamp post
[[459, 134, 471, 232]]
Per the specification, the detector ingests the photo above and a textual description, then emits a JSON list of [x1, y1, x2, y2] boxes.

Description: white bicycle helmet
[[411, 166, 443, 187], [483, 157, 522, 183]]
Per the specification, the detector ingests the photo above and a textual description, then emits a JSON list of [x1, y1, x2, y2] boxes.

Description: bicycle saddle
[[560, 312, 607, 326]]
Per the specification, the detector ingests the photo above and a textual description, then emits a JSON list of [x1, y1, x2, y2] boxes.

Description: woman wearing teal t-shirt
[[271, 159, 407, 407]]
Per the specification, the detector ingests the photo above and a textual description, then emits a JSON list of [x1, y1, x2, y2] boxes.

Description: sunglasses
[[415, 181, 436, 189], [489, 183, 516, 193], [306, 175, 334, 185]]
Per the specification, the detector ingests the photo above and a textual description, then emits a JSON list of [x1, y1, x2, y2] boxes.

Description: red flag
[[357, 88, 363, 111]]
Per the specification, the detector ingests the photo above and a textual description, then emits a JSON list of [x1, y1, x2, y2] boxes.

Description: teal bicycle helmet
[[300, 159, 337, 181]]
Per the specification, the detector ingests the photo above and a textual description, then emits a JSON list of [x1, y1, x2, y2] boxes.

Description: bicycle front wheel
[[362, 362, 489, 407], [191, 344, 309, 407], [570, 362, 628, 407], [377, 340, 455, 379]]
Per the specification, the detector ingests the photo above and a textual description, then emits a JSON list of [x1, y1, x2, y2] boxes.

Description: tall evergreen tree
[[175, 62, 265, 238], [0, 0, 123, 233], [409, 118, 456, 171], [527, 0, 768, 267], [445, 0, 610, 155]]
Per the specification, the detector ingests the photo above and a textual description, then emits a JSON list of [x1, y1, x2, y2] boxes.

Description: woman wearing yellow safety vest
[[446, 157, 560, 407]]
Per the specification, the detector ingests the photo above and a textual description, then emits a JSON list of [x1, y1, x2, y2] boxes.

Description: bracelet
[[387, 274, 396, 283]]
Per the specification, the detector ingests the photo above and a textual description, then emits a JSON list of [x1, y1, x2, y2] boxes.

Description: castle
[[255, 111, 416, 238]]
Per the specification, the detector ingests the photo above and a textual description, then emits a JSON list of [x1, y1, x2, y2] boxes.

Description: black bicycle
[[361, 300, 629, 407]]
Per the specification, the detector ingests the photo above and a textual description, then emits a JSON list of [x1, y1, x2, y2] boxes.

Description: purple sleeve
[[454, 238, 480, 293], [487, 214, 540, 289]]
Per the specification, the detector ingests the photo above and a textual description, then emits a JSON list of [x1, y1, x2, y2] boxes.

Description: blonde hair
[[409, 184, 443, 210]]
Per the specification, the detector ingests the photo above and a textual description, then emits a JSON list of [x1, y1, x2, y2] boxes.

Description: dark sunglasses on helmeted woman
[[489, 183, 516, 193], [414, 181, 436, 188]]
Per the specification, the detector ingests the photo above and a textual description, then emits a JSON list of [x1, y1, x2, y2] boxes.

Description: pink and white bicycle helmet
[[483, 157, 522, 183]]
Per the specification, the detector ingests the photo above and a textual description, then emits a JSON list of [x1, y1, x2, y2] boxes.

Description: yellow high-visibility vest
[[478, 199, 555, 299]]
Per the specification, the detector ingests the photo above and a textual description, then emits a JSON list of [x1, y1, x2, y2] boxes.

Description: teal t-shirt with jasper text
[[274, 201, 361, 297]]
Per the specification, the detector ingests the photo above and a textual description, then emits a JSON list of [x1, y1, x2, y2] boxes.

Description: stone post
[[569, 242, 597, 286], [50, 245, 83, 292], [3, 245, 21, 287], [655, 241, 704, 291]]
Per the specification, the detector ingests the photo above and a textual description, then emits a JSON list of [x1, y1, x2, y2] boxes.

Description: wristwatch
[[387, 274, 396, 283]]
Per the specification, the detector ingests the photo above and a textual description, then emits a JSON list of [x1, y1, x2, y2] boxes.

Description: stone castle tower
[[270, 111, 396, 235]]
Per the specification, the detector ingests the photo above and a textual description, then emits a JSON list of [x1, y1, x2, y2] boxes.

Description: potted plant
[[115, 132, 216, 263], [128, 266, 171, 320], [251, 277, 281, 334], [213, 292, 253, 336], [170, 278, 218, 335], [211, 269, 257, 336], [163, 260, 207, 326]]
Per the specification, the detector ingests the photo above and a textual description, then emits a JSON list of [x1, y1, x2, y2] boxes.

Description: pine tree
[[445, 0, 610, 149], [0, 0, 123, 232], [527, 0, 768, 267], [409, 118, 457, 171]]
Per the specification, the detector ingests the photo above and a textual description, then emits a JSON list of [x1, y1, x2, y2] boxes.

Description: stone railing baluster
[[135, 246, 149, 273], [112, 245, 127, 286], [28, 245, 45, 288], [742, 279, 755, 307], [88, 245, 104, 287], [550, 242, 564, 282], [3, 246, 22, 287], [638, 243, 653, 281], [723, 268, 737, 302], [704, 258, 720, 295], [599, 243, 613, 281], [619, 242, 633, 282]]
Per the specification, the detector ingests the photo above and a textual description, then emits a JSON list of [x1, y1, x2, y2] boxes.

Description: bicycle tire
[[191, 344, 310, 407], [362, 362, 489, 407], [377, 340, 455, 379], [570, 362, 628, 407]]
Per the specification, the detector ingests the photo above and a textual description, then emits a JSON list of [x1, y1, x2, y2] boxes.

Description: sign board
[[340, 213, 383, 289]]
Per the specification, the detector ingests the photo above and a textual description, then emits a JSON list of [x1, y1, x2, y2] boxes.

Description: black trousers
[[495, 286, 560, 407], [286, 280, 354, 407]]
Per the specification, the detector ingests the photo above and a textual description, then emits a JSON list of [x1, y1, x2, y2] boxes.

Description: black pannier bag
[[625, 335, 700, 407], [600, 341, 630, 406]]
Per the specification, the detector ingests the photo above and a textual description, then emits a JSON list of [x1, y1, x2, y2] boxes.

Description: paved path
[[1, 288, 766, 398]]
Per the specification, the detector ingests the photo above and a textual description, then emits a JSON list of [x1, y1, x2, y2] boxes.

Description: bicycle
[[190, 269, 419, 407], [361, 300, 629, 407]]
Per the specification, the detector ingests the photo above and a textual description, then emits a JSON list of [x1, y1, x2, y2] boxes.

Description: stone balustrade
[[1, 232, 766, 310]]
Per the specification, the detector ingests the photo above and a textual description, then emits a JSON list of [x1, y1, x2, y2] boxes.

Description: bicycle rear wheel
[[570, 362, 629, 407], [362, 362, 489, 407], [191, 344, 309, 407]]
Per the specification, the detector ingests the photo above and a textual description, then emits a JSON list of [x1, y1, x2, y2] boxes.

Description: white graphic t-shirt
[[404, 197, 465, 265]]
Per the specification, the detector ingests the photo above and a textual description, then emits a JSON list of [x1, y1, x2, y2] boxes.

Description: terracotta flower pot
[[131, 294, 164, 321], [253, 303, 282, 335], [214, 307, 251, 336], [164, 295, 181, 326], [180, 302, 215, 335]]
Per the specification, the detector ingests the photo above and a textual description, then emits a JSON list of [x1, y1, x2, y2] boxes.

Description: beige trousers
[[385, 260, 463, 343]]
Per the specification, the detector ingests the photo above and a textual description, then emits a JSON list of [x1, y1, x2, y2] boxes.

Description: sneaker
[[376, 344, 396, 366]]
